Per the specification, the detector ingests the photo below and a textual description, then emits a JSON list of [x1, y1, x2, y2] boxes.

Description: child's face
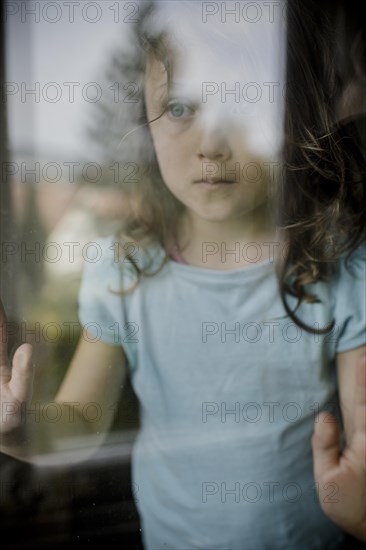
[[144, 55, 272, 225], [142, 3, 287, 227]]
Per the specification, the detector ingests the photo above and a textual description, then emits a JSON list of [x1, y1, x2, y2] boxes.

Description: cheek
[[151, 128, 186, 175], [150, 135, 176, 186]]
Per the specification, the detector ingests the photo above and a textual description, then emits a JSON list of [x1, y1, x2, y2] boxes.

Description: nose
[[197, 120, 232, 161]]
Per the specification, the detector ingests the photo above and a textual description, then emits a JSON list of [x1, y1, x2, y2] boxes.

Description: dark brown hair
[[89, 0, 366, 333], [278, 0, 366, 332]]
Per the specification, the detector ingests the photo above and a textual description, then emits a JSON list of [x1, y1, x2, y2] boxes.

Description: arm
[[337, 346, 366, 447], [55, 331, 127, 438], [311, 345, 366, 541]]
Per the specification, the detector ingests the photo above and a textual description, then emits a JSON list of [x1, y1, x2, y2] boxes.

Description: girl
[[1, 1, 365, 548]]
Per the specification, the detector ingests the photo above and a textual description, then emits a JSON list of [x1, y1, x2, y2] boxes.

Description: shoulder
[[334, 243, 366, 285], [79, 235, 118, 284], [330, 243, 366, 304], [331, 243, 366, 353], [80, 234, 167, 290]]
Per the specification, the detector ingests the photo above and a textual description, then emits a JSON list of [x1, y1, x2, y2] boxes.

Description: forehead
[[145, 2, 286, 83], [143, 3, 287, 157]]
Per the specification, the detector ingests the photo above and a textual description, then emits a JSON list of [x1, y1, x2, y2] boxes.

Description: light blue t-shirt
[[78, 235, 366, 550]]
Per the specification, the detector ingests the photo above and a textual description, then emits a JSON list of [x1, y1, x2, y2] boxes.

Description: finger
[[9, 343, 34, 403], [0, 298, 9, 367], [312, 411, 341, 481], [353, 354, 366, 435]]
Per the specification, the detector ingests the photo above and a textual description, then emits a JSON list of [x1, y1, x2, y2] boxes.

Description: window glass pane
[[1, 1, 365, 549]]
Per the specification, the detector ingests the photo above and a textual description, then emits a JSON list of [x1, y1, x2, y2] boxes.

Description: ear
[[350, 29, 366, 81], [337, 29, 366, 121]]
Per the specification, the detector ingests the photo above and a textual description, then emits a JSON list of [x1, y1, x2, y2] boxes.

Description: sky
[[5, 0, 130, 162]]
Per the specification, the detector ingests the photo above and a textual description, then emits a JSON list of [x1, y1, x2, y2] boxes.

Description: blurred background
[[1, 1, 142, 547]]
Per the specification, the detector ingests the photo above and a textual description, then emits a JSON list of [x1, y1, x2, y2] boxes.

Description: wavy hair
[[278, 0, 366, 332], [88, 0, 366, 333]]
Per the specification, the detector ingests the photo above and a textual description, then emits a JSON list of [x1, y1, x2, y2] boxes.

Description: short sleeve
[[77, 235, 137, 369], [334, 244, 366, 353]]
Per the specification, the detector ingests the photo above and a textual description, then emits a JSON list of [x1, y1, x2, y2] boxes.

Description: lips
[[194, 179, 236, 184]]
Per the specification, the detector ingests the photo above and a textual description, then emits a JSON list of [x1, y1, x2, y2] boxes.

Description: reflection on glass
[[1, 1, 365, 549]]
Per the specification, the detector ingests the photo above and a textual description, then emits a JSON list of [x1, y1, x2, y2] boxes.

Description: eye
[[166, 100, 195, 120]]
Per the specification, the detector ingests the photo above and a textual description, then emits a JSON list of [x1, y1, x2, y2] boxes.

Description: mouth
[[193, 178, 237, 185]]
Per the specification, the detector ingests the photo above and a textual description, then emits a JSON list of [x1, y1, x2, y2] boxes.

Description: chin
[[194, 206, 242, 223]]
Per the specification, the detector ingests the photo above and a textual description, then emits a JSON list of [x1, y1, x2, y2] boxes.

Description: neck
[[176, 202, 281, 270]]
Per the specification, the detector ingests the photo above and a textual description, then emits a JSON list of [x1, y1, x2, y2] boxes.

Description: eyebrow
[[152, 80, 201, 104]]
